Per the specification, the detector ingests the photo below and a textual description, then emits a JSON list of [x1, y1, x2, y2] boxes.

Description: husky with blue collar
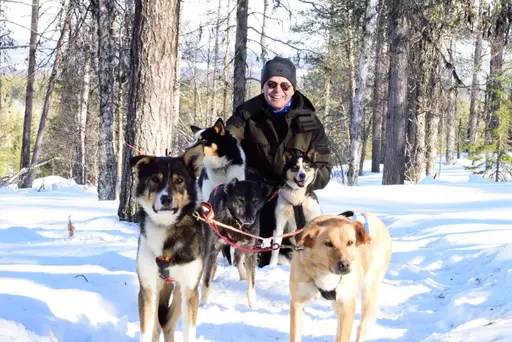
[[289, 212, 392, 342]]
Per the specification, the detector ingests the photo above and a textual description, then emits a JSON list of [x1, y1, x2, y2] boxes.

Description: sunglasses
[[266, 80, 293, 91]]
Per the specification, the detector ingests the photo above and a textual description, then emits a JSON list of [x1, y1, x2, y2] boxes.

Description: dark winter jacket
[[226, 91, 331, 190]]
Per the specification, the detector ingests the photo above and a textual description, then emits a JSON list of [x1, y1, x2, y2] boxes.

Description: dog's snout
[[336, 259, 351, 274], [298, 172, 306, 180], [160, 194, 172, 206]]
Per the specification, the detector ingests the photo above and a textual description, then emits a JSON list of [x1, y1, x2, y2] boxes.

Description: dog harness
[[156, 255, 176, 283], [293, 205, 307, 229]]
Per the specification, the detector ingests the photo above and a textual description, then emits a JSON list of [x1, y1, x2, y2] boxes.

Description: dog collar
[[317, 287, 337, 301], [314, 274, 342, 301]]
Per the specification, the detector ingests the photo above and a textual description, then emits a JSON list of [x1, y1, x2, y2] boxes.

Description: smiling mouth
[[153, 206, 178, 214], [295, 179, 306, 187]]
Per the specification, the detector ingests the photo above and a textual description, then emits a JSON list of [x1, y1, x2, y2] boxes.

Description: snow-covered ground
[[1, 156, 511, 341]]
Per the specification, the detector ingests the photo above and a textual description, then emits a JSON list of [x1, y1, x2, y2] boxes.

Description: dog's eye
[[151, 176, 160, 183], [291, 166, 299, 172], [174, 177, 183, 185], [303, 164, 310, 169], [202, 138, 210, 146], [347, 241, 354, 246], [325, 241, 334, 248]]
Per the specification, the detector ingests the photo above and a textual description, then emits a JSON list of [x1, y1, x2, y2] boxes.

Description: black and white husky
[[190, 118, 246, 202], [131, 144, 207, 342], [269, 150, 322, 267], [200, 178, 273, 308]]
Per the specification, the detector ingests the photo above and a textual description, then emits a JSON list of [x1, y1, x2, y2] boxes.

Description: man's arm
[[310, 116, 332, 190], [226, 108, 248, 143]]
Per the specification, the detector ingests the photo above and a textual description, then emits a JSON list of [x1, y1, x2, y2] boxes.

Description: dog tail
[[338, 210, 354, 218]]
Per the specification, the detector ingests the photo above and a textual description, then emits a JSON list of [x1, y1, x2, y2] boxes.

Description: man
[[226, 56, 332, 266]]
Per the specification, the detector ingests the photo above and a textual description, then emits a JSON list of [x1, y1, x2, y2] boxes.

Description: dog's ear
[[283, 150, 293, 164], [353, 221, 372, 246], [130, 155, 155, 175], [297, 223, 321, 248], [182, 144, 204, 177], [224, 177, 238, 194], [306, 149, 317, 163], [190, 125, 202, 134], [214, 118, 226, 136]]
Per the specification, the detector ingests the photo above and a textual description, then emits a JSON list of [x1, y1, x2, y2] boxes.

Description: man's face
[[262, 76, 295, 111]]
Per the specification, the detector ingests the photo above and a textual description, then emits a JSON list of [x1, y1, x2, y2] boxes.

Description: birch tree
[[93, 0, 118, 200], [23, 0, 72, 187], [222, 0, 232, 119], [347, 0, 379, 185], [467, 0, 483, 149]]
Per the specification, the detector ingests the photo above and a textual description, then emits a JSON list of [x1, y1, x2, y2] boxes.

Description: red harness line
[[199, 202, 305, 253]]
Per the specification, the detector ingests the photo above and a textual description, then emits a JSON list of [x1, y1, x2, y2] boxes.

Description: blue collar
[[268, 98, 293, 116]]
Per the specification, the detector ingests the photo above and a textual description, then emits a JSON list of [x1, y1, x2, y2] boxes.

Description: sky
[[2, 0, 317, 74]]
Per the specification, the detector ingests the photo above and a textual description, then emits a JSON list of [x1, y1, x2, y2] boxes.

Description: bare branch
[[247, 26, 319, 55]]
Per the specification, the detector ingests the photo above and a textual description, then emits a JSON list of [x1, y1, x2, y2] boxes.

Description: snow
[[1, 156, 511, 341]]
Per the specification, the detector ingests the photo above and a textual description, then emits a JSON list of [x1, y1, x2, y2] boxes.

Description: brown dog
[[289, 213, 392, 342]]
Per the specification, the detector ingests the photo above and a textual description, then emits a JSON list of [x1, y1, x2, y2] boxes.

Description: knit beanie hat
[[261, 57, 297, 90]]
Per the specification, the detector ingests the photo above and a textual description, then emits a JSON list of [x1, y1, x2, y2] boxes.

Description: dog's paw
[[247, 290, 258, 309], [267, 258, 279, 269], [200, 297, 209, 307]]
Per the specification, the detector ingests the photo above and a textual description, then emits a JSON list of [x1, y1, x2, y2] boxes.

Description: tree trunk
[[211, 0, 223, 122], [19, 0, 39, 188], [446, 50, 456, 166], [323, 22, 335, 121], [468, 0, 483, 149], [232, 0, 248, 110], [457, 117, 462, 159], [205, 33, 212, 125], [425, 64, 441, 176], [485, 23, 505, 141], [95, 0, 118, 200], [371, 7, 384, 173], [410, 41, 430, 183], [222, 0, 232, 120], [118, 0, 180, 221], [171, 2, 183, 152], [346, 17, 356, 126], [260, 0, 271, 67], [404, 39, 421, 183], [23, 0, 72, 188], [359, 117, 372, 176], [78, 54, 91, 185], [347, 0, 378, 186], [382, 0, 408, 185], [380, 40, 390, 165]]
